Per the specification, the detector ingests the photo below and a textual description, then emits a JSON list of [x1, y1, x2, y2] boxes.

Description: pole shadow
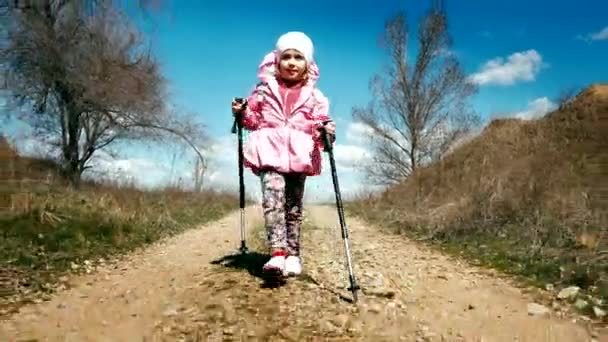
[[210, 251, 287, 289], [298, 273, 355, 304]]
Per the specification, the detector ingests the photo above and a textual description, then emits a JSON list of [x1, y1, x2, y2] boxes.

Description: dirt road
[[0, 205, 603, 341]]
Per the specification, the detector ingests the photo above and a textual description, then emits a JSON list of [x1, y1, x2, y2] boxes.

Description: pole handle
[[231, 97, 248, 134], [318, 120, 334, 152]]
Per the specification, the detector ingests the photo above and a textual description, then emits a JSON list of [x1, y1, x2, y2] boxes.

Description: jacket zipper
[[283, 88, 290, 170]]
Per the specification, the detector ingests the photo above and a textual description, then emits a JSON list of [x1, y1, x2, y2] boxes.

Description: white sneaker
[[263, 255, 286, 274], [284, 256, 302, 276]]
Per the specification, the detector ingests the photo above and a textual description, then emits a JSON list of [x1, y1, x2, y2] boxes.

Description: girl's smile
[[278, 49, 307, 82]]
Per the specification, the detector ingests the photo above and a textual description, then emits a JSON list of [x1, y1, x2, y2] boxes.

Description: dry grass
[[0, 137, 241, 314], [347, 84, 608, 312]]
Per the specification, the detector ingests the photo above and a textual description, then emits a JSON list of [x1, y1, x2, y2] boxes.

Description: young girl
[[231, 31, 336, 277]]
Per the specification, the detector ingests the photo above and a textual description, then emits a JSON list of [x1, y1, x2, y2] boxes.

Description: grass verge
[[345, 202, 607, 323], [0, 152, 242, 316]]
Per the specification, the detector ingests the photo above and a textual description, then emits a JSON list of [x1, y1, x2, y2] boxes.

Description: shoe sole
[[263, 265, 284, 275], [263, 267, 287, 283], [283, 270, 302, 277]]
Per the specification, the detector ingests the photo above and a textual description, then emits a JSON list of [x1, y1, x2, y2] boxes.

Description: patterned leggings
[[260, 170, 306, 256]]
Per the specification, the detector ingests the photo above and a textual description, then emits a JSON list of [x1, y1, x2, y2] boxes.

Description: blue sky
[[3, 0, 608, 201], [131, 0, 607, 127]]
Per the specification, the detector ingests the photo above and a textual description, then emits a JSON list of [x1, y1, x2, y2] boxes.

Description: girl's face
[[277, 49, 307, 83]]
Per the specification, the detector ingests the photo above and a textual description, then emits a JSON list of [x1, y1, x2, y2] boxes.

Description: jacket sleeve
[[240, 83, 264, 131], [310, 89, 336, 151]]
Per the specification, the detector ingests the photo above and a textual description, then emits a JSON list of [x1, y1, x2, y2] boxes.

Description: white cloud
[[577, 26, 608, 42], [87, 155, 177, 188], [590, 27, 608, 40], [346, 121, 375, 146], [11, 135, 59, 160], [333, 144, 370, 172], [469, 49, 543, 86], [512, 97, 557, 120], [196, 133, 262, 200]]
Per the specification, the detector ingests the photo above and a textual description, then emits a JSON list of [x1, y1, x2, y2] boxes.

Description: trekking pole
[[231, 97, 248, 254], [319, 121, 360, 303]]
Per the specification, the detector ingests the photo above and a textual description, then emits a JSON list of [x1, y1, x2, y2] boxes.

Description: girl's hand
[[323, 121, 336, 136], [231, 98, 246, 115]]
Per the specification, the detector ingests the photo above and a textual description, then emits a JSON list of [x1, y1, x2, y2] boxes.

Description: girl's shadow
[[210, 251, 287, 288]]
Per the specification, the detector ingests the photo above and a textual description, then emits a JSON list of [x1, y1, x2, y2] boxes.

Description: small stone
[[592, 306, 606, 318], [330, 314, 349, 328], [163, 308, 178, 317], [322, 320, 338, 333], [557, 286, 580, 300], [368, 304, 382, 313], [528, 303, 550, 316], [574, 299, 588, 310], [545, 284, 554, 291]]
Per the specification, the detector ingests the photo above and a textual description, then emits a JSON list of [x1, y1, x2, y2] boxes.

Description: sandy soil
[[0, 205, 604, 341]]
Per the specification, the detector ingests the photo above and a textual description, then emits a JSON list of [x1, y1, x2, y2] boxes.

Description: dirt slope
[[0, 206, 602, 341], [355, 84, 607, 304], [380, 83, 607, 231]]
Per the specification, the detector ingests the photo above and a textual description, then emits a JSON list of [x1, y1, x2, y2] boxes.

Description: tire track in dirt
[[0, 205, 602, 341]]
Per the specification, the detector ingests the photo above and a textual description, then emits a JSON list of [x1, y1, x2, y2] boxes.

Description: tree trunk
[[410, 134, 418, 174], [67, 113, 81, 186], [59, 84, 83, 188]]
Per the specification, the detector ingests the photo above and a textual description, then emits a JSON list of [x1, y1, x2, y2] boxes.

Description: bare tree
[[352, 8, 480, 186], [193, 155, 206, 192], [1, 1, 206, 186]]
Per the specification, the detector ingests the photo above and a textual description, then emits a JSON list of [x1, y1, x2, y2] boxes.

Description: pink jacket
[[240, 51, 334, 176]]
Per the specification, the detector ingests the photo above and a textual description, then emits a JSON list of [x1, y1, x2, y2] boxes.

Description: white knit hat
[[275, 31, 314, 63]]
